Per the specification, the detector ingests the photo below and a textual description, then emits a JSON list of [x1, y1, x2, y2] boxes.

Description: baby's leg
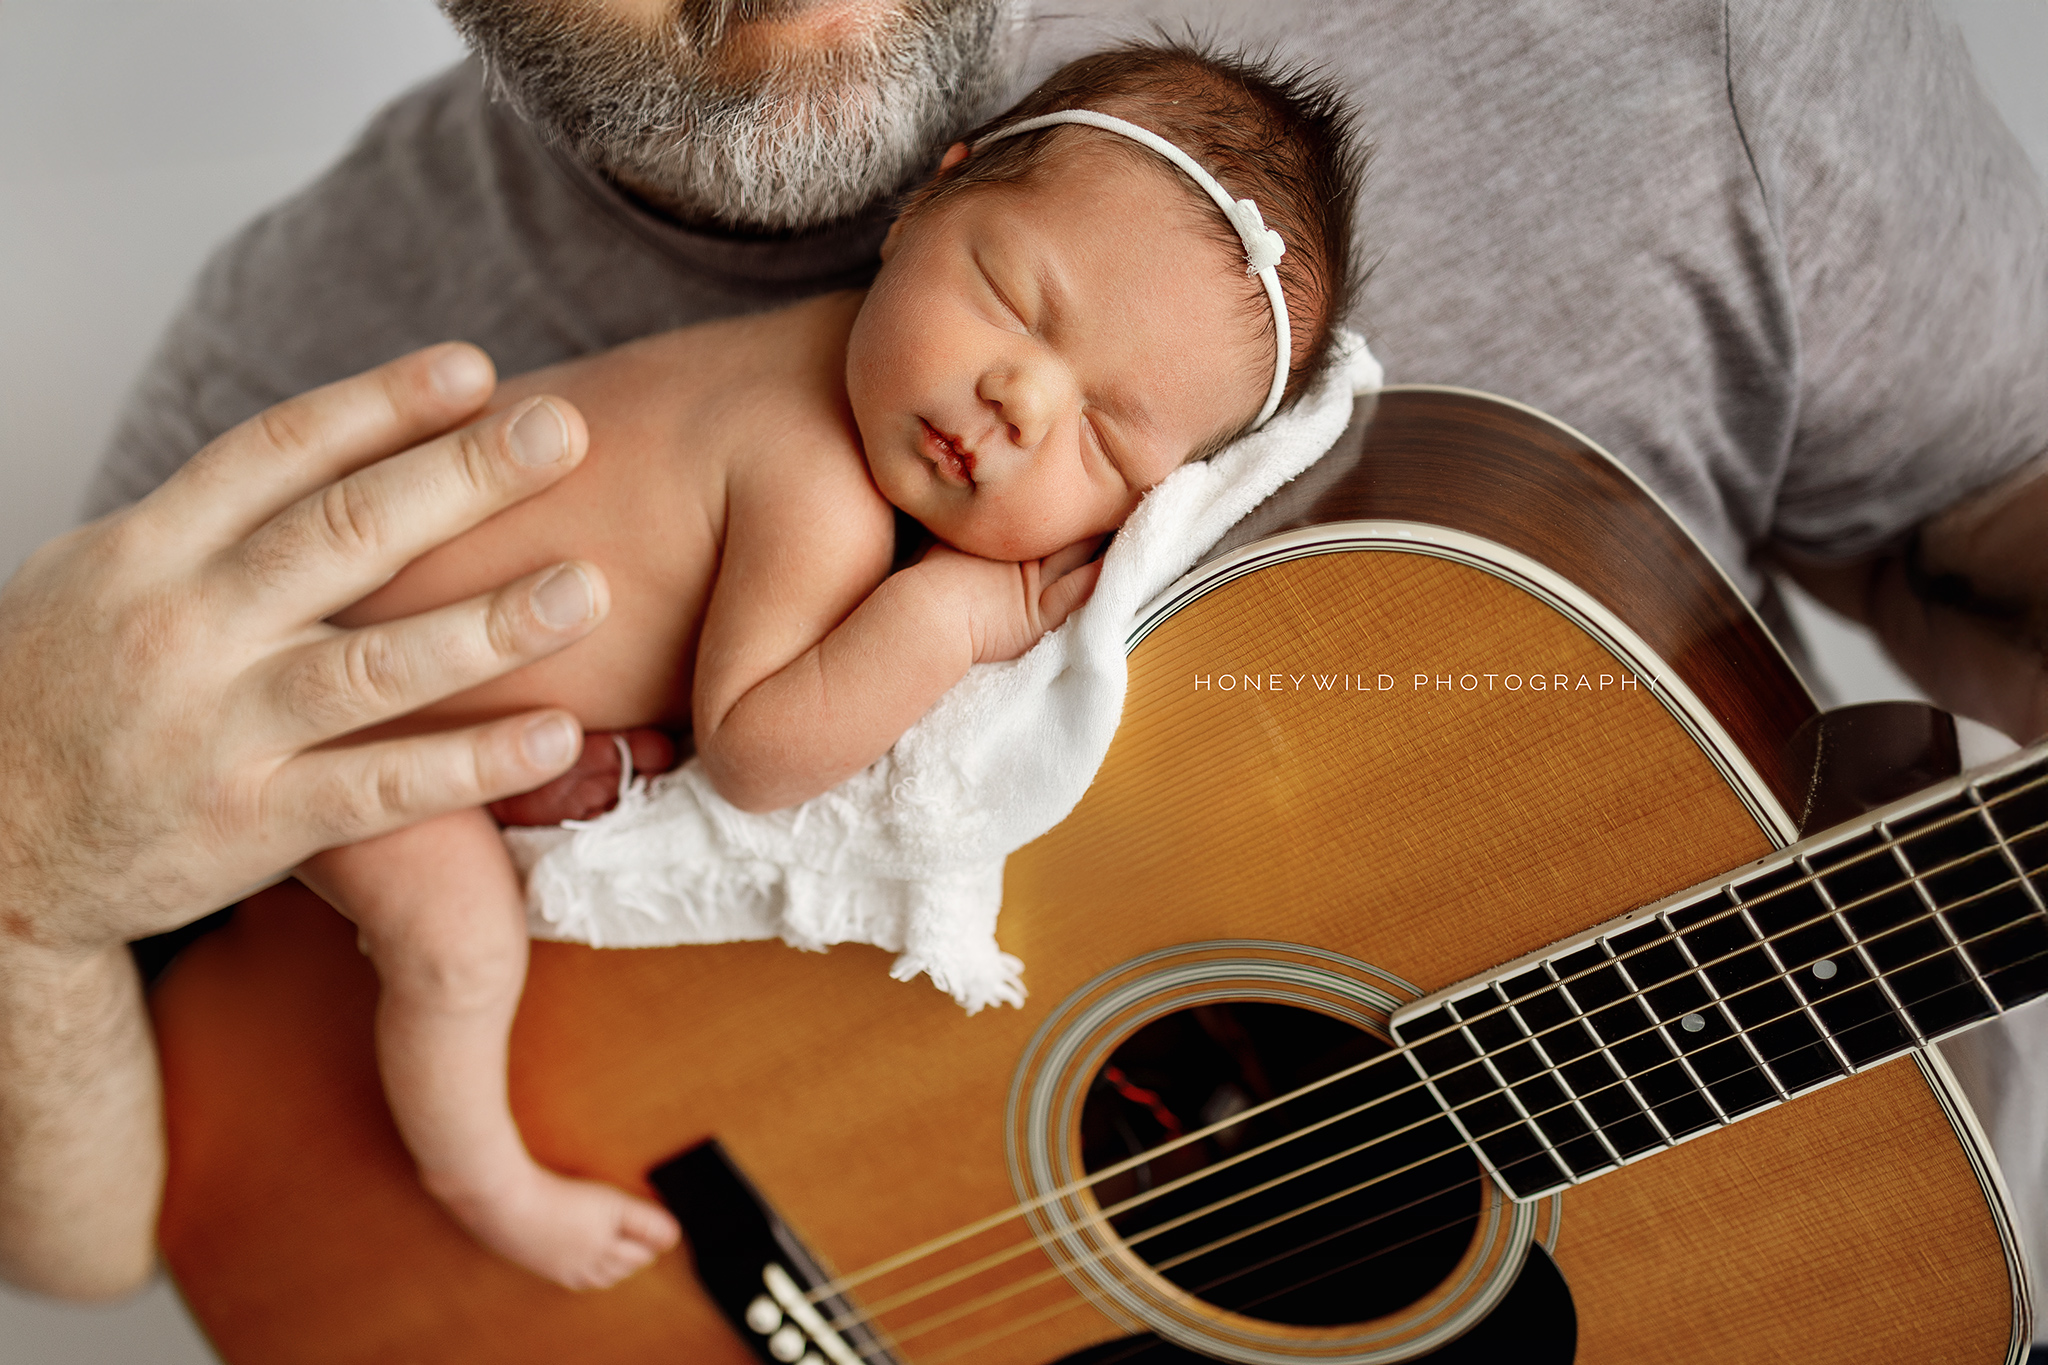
[[300, 810, 679, 1289]]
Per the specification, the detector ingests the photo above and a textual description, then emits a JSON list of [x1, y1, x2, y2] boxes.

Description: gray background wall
[[0, 1, 2042, 1360]]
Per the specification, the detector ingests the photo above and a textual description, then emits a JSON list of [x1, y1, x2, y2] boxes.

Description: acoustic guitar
[[152, 389, 2043, 1364]]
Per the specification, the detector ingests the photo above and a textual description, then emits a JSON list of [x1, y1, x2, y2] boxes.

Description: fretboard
[[1388, 745, 2048, 1202]]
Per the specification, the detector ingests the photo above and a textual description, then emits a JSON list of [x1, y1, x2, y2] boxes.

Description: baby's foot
[[433, 1163, 682, 1291]]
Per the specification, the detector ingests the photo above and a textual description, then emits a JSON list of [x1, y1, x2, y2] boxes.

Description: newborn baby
[[300, 41, 1363, 1290]]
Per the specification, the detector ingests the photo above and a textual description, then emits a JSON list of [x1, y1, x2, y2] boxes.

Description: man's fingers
[[277, 709, 587, 852], [264, 561, 609, 748], [224, 395, 589, 623], [1037, 557, 1102, 630], [152, 344, 499, 543]]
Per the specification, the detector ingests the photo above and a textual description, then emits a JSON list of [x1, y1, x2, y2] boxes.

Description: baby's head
[[847, 40, 1366, 562]]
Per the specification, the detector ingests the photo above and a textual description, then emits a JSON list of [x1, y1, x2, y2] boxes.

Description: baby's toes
[[586, 1237, 661, 1290], [622, 1200, 682, 1253]]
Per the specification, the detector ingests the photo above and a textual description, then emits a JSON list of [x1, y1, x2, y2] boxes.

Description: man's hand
[[0, 343, 610, 959], [924, 536, 1105, 665], [0, 343, 611, 1300]]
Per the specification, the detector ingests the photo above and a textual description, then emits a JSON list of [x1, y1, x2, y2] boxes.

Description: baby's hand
[[923, 537, 1105, 664]]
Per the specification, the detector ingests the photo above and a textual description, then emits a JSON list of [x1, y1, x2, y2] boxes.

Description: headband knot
[[1227, 197, 1287, 275]]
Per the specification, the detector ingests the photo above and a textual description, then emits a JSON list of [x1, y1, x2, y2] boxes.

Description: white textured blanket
[[506, 334, 1383, 1011]]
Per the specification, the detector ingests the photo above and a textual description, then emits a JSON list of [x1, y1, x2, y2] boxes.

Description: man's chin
[[443, 0, 1014, 233]]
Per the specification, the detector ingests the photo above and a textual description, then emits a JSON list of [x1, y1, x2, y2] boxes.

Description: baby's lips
[[920, 418, 977, 485]]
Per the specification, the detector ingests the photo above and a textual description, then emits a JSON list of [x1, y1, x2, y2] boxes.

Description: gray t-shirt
[[88, 0, 2048, 609]]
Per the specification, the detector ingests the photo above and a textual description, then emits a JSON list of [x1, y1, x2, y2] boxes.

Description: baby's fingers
[[1037, 557, 1102, 631], [1041, 534, 1109, 583]]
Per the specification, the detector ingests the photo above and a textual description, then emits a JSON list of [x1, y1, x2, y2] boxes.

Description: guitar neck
[[1389, 742, 2048, 1202]]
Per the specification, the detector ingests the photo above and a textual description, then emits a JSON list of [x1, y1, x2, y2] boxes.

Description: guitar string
[[809, 772, 2048, 1331], [925, 925, 2048, 1358], [817, 855, 2048, 1346], [851, 877, 2045, 1347], [803, 767, 2048, 1312], [860, 926, 2048, 1362], [819, 839, 2048, 1350], [876, 922, 2046, 1355], [798, 769, 2048, 1309]]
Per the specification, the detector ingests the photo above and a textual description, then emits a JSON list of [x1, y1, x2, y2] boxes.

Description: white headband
[[976, 109, 1292, 429]]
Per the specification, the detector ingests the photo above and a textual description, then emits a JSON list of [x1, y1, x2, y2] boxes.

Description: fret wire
[[1442, 921, 2048, 1202], [1518, 961, 1628, 1168], [1407, 765, 2048, 1100], [1553, 940, 1680, 1144], [1903, 809, 2002, 1020], [1448, 931, 2048, 1201], [1666, 901, 1790, 1100], [1374, 906, 2044, 1210], [1982, 784, 2048, 924], [1439, 769, 2048, 1077], [1492, 977, 1612, 1177], [1770, 864, 2039, 1034], [1733, 896, 1855, 1074], [1578, 863, 2033, 1100], [1445, 848, 2044, 1140], [1460, 996, 1576, 1182], [807, 778, 2048, 1314], [1608, 918, 1732, 1122], [1807, 846, 1931, 1048], [1294, 925, 2048, 1268], [1524, 927, 2048, 1159], [1442, 863, 2048, 1181]]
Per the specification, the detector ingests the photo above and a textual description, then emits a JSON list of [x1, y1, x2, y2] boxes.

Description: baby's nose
[[979, 361, 1064, 450]]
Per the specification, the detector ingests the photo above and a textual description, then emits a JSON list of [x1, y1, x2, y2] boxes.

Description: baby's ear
[[883, 143, 972, 260]]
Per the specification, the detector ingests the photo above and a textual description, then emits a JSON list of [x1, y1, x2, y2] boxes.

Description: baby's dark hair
[[907, 39, 1368, 425]]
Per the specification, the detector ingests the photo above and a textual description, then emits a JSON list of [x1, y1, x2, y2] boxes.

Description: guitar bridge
[[650, 1141, 898, 1365]]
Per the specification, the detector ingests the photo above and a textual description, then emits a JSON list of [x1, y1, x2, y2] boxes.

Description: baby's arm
[[693, 487, 1100, 813]]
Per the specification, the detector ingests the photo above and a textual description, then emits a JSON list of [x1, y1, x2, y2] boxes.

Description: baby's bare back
[[336, 291, 882, 738]]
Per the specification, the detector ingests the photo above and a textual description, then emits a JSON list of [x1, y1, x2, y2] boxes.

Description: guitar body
[[153, 390, 2028, 1363]]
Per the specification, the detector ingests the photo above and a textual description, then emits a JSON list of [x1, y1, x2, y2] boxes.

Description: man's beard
[[439, 0, 1015, 232]]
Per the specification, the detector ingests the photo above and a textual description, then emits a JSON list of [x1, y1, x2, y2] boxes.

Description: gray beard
[[439, 0, 1016, 232]]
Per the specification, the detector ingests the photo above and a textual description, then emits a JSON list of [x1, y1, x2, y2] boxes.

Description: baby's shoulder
[[728, 400, 894, 563]]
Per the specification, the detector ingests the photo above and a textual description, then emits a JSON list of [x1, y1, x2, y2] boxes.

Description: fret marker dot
[[1812, 959, 1839, 981], [1680, 1012, 1706, 1033]]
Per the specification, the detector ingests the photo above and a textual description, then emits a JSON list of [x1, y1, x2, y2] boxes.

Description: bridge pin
[[745, 1294, 783, 1335]]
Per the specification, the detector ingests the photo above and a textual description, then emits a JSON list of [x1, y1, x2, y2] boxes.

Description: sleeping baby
[[298, 40, 1364, 1290]]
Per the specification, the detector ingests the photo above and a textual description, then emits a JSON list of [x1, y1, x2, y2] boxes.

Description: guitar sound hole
[[1080, 1003, 1481, 1327]]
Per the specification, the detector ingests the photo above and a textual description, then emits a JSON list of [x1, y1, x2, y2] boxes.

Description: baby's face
[[846, 140, 1270, 562]]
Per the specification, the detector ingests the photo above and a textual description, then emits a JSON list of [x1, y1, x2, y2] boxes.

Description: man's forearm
[[1780, 458, 2048, 742], [0, 940, 162, 1299]]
